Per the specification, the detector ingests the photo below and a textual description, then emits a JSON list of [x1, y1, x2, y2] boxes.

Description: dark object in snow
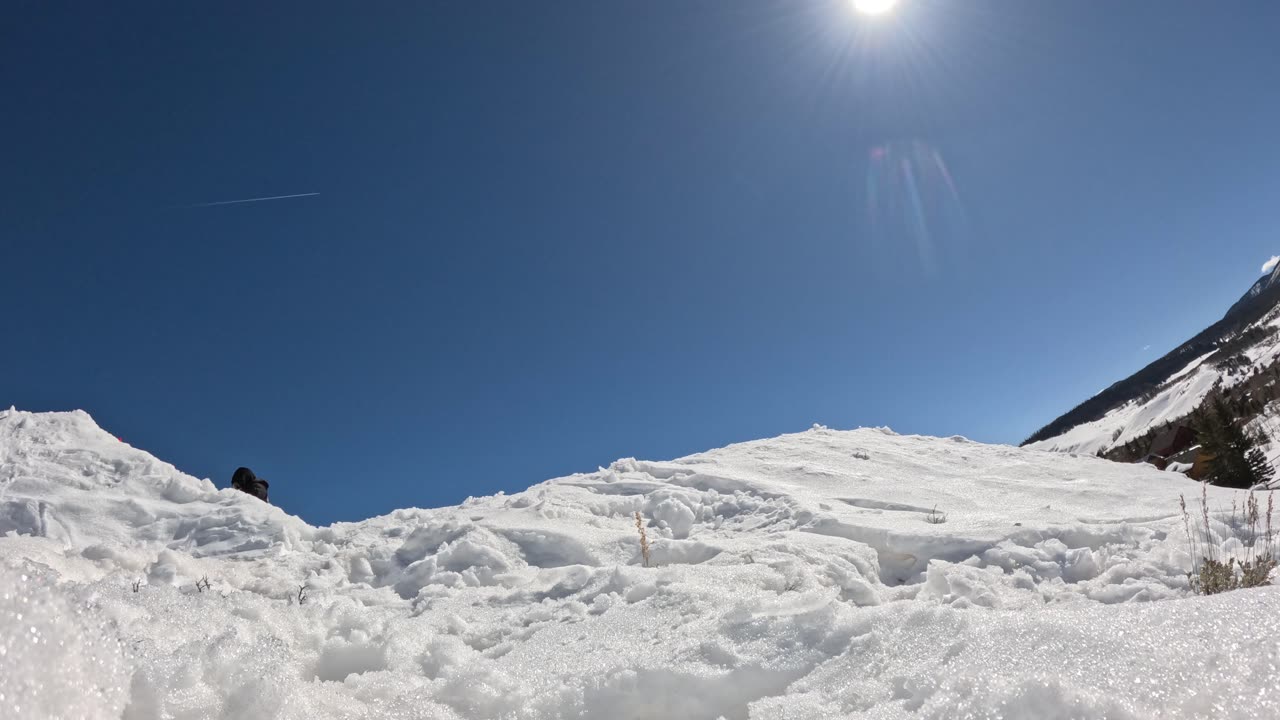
[[231, 467, 270, 503], [1149, 424, 1197, 460]]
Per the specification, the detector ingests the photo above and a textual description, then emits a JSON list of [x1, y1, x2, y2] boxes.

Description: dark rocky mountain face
[[1226, 265, 1280, 319]]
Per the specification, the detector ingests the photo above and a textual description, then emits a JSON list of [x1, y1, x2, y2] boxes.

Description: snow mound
[[2, 409, 1278, 719]]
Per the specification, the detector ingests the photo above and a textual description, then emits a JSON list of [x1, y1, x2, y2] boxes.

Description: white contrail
[[180, 192, 320, 208]]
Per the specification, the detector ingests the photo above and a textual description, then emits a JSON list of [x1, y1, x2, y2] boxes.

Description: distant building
[[1140, 453, 1169, 471], [1148, 424, 1196, 459], [1188, 449, 1215, 481], [1166, 444, 1201, 467]]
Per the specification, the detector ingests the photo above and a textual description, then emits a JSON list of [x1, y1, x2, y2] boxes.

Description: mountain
[[2, 408, 1279, 719], [1023, 272, 1280, 469], [1227, 264, 1280, 319]]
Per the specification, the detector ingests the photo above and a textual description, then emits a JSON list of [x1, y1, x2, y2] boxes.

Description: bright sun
[[853, 0, 898, 15]]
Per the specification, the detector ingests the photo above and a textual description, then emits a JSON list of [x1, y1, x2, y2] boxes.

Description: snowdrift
[[2, 408, 1279, 719]]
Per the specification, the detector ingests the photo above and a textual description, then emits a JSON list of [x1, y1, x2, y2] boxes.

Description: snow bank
[[1, 408, 1278, 718]]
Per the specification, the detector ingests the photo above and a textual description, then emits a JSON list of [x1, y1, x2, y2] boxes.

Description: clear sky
[[5, 1, 1280, 524]]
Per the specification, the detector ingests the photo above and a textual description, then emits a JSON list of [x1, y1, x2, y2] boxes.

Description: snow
[[1165, 350, 1219, 385], [2, 408, 1279, 718], [1028, 309, 1280, 457], [1028, 364, 1221, 457]]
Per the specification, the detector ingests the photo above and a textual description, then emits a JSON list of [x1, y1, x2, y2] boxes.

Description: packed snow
[[2, 408, 1279, 719]]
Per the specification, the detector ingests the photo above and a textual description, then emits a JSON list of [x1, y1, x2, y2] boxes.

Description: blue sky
[[5, 1, 1279, 524]]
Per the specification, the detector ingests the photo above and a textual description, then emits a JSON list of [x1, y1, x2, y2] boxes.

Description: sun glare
[[853, 0, 898, 15]]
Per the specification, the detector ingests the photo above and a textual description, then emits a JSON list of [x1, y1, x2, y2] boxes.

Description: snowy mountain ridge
[[1025, 279, 1280, 466], [1227, 263, 1280, 319], [2, 408, 1279, 719]]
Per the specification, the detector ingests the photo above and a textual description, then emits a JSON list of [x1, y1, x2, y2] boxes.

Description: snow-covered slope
[[2, 408, 1279, 719], [1027, 302, 1280, 460]]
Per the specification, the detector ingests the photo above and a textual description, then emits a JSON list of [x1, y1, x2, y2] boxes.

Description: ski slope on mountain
[[2, 408, 1279, 719]]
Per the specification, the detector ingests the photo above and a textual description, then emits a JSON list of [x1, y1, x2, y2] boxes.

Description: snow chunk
[[651, 497, 696, 539]]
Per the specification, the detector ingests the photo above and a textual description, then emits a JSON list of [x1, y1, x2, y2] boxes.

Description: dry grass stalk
[[1180, 485, 1276, 595], [634, 511, 651, 568], [924, 506, 947, 524]]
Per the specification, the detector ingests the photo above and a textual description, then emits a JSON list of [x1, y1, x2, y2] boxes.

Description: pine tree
[[1197, 396, 1275, 489], [1246, 446, 1274, 488], [1195, 405, 1226, 473]]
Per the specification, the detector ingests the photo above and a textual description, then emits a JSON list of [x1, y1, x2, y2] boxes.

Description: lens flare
[[865, 140, 966, 274]]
